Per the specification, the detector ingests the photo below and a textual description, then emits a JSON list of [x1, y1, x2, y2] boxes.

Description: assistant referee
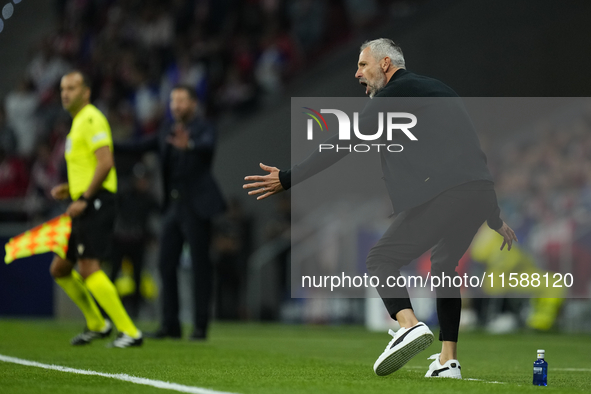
[[49, 71, 142, 348]]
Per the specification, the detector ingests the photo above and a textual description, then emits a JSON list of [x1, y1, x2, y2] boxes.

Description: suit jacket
[[116, 116, 226, 219]]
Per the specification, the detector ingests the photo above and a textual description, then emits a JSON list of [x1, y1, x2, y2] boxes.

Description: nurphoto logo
[[303, 107, 417, 152]]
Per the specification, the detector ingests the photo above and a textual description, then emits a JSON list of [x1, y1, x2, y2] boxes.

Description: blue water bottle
[[533, 349, 548, 386]]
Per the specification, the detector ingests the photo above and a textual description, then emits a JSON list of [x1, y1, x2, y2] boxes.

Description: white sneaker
[[424, 353, 462, 378], [373, 322, 434, 376]]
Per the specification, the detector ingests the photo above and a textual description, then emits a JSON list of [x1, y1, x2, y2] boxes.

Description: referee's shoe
[[110, 332, 143, 348], [70, 320, 112, 345], [373, 322, 434, 376]]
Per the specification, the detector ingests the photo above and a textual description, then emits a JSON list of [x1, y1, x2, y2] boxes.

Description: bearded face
[[355, 48, 389, 98]]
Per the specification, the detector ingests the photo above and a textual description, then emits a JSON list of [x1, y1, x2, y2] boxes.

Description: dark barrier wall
[[0, 239, 54, 317], [403, 0, 591, 97], [287, 0, 591, 98]]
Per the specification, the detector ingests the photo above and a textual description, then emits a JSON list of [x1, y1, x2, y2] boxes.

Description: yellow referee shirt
[[65, 104, 117, 200]]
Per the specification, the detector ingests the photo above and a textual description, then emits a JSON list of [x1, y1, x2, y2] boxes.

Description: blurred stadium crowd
[[1, 0, 590, 326], [0, 0, 418, 320], [0, 0, 417, 216], [487, 112, 591, 293]]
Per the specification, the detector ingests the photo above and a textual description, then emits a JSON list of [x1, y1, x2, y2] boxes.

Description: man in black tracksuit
[[244, 39, 517, 378]]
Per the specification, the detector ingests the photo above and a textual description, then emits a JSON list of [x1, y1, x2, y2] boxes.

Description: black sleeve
[[287, 98, 386, 188], [291, 132, 350, 186], [486, 195, 503, 230], [289, 103, 380, 187], [278, 169, 291, 190]]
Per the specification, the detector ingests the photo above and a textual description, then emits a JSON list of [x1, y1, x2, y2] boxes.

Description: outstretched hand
[[495, 221, 518, 251], [243, 163, 284, 200]]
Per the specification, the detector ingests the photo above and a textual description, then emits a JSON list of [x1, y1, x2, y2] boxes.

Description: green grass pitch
[[0, 320, 589, 394]]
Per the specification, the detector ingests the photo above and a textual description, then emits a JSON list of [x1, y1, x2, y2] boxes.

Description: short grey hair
[[360, 38, 405, 69]]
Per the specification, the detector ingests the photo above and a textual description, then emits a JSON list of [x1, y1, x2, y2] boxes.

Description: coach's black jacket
[[116, 116, 226, 219], [279, 68, 503, 229]]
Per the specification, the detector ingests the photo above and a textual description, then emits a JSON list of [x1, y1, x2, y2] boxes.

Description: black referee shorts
[[66, 190, 117, 263]]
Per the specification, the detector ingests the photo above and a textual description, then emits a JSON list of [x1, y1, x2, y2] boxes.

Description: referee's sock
[[85, 270, 140, 338], [55, 270, 106, 332]]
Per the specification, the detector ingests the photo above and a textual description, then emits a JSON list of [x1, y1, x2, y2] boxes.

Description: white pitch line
[[0, 354, 239, 394], [554, 368, 591, 372], [464, 378, 506, 384]]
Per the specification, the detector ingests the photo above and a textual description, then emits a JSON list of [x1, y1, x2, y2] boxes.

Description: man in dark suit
[[118, 85, 225, 340], [243, 39, 517, 378]]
